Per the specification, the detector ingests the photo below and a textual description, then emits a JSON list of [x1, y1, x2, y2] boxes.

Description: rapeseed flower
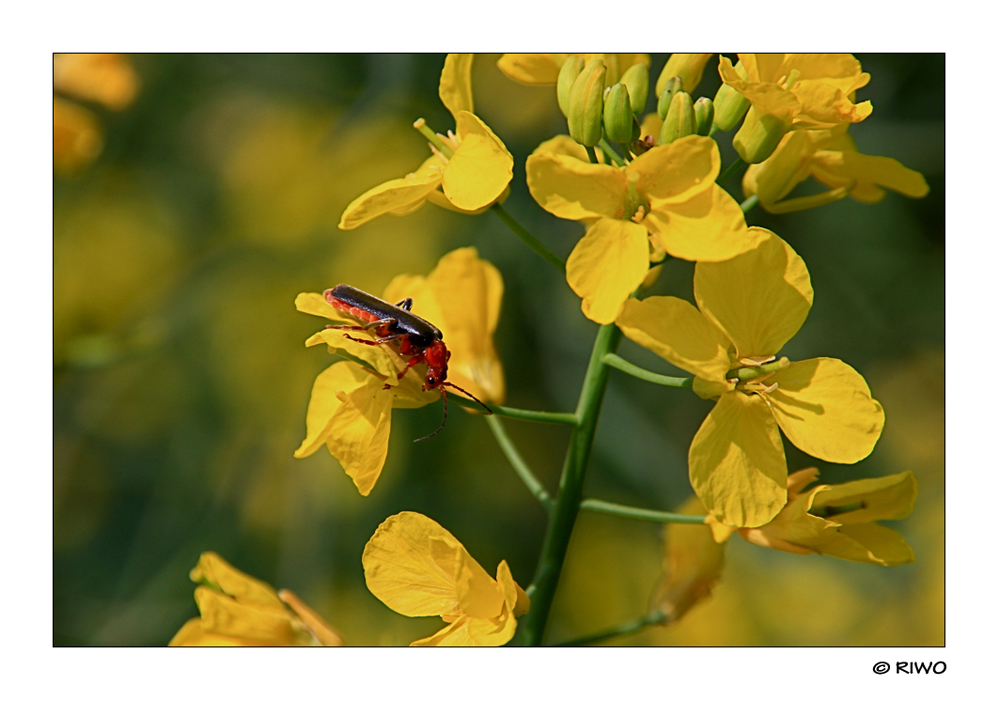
[[363, 512, 529, 646], [339, 55, 513, 229], [718, 54, 872, 163], [526, 134, 761, 323], [707, 469, 917, 565], [170, 552, 343, 646], [743, 124, 930, 213], [497, 53, 649, 86], [617, 230, 884, 528], [294, 248, 504, 495]]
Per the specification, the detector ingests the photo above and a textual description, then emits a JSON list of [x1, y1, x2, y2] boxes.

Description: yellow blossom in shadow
[[339, 55, 513, 229], [363, 512, 529, 646], [617, 230, 884, 528], [527, 134, 762, 324], [294, 248, 504, 495], [718, 54, 872, 163], [53, 53, 140, 175], [655, 54, 714, 97], [497, 53, 649, 86], [743, 124, 930, 213], [651, 497, 724, 624], [707, 469, 917, 566], [170, 552, 343, 646]]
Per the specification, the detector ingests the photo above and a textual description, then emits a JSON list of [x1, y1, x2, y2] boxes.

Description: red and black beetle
[[323, 284, 492, 441]]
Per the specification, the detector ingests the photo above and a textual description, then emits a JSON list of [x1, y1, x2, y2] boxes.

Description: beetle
[[323, 284, 492, 441]]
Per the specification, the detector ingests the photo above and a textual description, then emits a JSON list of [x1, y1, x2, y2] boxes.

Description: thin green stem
[[486, 415, 554, 512], [491, 203, 566, 274], [449, 395, 578, 425], [554, 611, 666, 646], [584, 145, 599, 164], [602, 353, 693, 388], [716, 157, 746, 186], [520, 322, 622, 646], [580, 499, 707, 525], [598, 138, 626, 167], [740, 194, 759, 213]]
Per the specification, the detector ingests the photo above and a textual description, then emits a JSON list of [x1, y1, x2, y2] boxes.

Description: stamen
[[739, 355, 777, 367]]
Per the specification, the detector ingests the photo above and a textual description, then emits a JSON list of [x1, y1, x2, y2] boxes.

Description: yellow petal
[[441, 111, 514, 211], [811, 471, 917, 524], [325, 373, 394, 495], [742, 130, 814, 207], [190, 552, 285, 610], [616, 296, 731, 382], [496, 560, 530, 617], [338, 168, 442, 230], [294, 363, 367, 458], [362, 512, 467, 618], [566, 219, 650, 324], [815, 522, 915, 566], [689, 391, 788, 528], [768, 357, 885, 464], [439, 54, 474, 121], [305, 328, 403, 386], [455, 544, 505, 620], [410, 611, 517, 647], [278, 589, 344, 646], [812, 150, 930, 202], [631, 135, 719, 204], [643, 186, 761, 262], [193, 586, 298, 644], [694, 229, 812, 357], [295, 291, 345, 322], [790, 81, 872, 129], [526, 138, 625, 220], [656, 54, 714, 96], [496, 53, 564, 84], [425, 248, 506, 404]]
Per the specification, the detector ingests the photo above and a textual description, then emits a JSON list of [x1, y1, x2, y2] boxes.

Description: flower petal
[[439, 54, 474, 121], [496, 560, 530, 617], [812, 149, 930, 203], [496, 53, 563, 84], [294, 362, 365, 458], [362, 512, 467, 618], [409, 611, 517, 647], [526, 137, 625, 220], [694, 229, 812, 357], [455, 545, 505, 620], [616, 296, 731, 382], [769, 357, 885, 464], [689, 391, 788, 528], [810, 471, 917, 524], [643, 186, 761, 262], [566, 219, 649, 324], [193, 587, 298, 644], [338, 167, 442, 230], [325, 372, 394, 495], [441, 111, 513, 212], [190, 552, 284, 610], [632, 135, 719, 204], [815, 522, 915, 566]]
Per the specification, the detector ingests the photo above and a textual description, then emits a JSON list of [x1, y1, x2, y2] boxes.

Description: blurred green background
[[53, 54, 944, 646]]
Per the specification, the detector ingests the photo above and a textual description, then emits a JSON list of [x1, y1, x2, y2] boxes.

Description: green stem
[[491, 204, 566, 274], [598, 138, 626, 167], [740, 194, 759, 213], [554, 610, 666, 646], [520, 322, 622, 646], [584, 145, 599, 164], [486, 414, 554, 512], [580, 499, 707, 524], [449, 395, 577, 425], [716, 157, 746, 186], [413, 118, 454, 159], [602, 353, 693, 388]]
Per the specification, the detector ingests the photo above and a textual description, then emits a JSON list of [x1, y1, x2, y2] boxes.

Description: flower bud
[[557, 55, 585, 118], [657, 76, 682, 119], [603, 83, 637, 144], [732, 107, 791, 164], [620, 62, 649, 114], [655, 53, 713, 99], [694, 96, 714, 136], [659, 90, 695, 146], [712, 60, 749, 131], [568, 59, 607, 147]]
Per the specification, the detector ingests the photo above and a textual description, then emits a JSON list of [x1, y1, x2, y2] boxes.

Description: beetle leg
[[395, 298, 413, 312], [343, 332, 409, 346], [396, 355, 424, 379]]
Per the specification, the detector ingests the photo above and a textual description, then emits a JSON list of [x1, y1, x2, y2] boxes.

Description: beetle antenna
[[414, 388, 449, 443], [442, 382, 493, 415]]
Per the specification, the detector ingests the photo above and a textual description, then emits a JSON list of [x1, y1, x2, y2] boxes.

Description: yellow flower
[[339, 55, 513, 229], [294, 248, 504, 495], [655, 54, 714, 97], [650, 497, 724, 624], [617, 229, 885, 528], [527, 134, 762, 324], [718, 54, 873, 163], [707, 469, 917, 566], [363, 512, 529, 646], [170, 552, 343, 646], [743, 125, 930, 213], [497, 53, 649, 86]]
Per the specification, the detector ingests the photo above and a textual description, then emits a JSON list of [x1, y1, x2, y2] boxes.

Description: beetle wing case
[[325, 284, 443, 348]]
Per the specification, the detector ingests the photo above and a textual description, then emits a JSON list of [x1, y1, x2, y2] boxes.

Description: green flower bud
[[732, 107, 790, 164], [568, 59, 606, 147], [619, 62, 649, 114], [694, 97, 714, 136], [603, 83, 636, 144], [659, 90, 695, 146], [557, 55, 585, 119], [657, 76, 682, 119], [712, 60, 750, 131]]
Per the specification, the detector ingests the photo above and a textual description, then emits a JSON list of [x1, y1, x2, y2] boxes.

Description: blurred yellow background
[[53, 54, 944, 645]]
